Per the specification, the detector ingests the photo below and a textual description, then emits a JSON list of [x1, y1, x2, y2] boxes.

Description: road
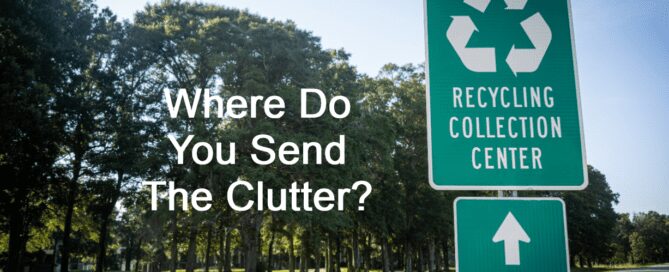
[[616, 263, 669, 271]]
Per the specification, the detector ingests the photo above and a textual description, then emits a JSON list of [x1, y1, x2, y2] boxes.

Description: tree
[[355, 64, 455, 272], [557, 166, 619, 267], [0, 0, 100, 270], [3, 1, 654, 272], [132, 3, 347, 272], [86, 14, 165, 271], [611, 213, 634, 264], [49, 5, 131, 272], [630, 211, 669, 264]]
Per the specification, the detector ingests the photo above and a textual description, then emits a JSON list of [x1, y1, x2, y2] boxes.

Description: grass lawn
[[155, 265, 665, 272], [166, 266, 659, 272], [174, 269, 383, 272], [172, 269, 362, 272], [171, 269, 456, 272], [571, 263, 656, 272]]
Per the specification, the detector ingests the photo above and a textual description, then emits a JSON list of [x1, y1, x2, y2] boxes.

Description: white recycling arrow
[[447, 16, 497, 73], [464, 0, 491, 13], [492, 212, 531, 265], [505, 12, 552, 76], [504, 0, 528, 10]]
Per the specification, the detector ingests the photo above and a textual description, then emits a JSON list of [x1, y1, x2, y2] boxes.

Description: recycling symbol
[[447, 0, 552, 75]]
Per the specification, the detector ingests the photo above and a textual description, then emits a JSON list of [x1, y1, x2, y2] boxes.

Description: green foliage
[[629, 211, 669, 264], [610, 213, 634, 264], [554, 166, 619, 266], [1, 1, 665, 272], [0, 0, 114, 270]]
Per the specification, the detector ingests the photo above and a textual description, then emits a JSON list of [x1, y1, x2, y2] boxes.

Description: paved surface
[[616, 264, 669, 271]]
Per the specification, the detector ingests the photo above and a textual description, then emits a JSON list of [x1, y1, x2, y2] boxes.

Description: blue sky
[[98, 0, 669, 214]]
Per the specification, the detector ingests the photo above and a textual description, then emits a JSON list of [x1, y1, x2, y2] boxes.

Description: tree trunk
[[6, 200, 27, 272], [428, 241, 436, 272], [300, 232, 308, 272], [335, 236, 341, 272], [441, 240, 449, 271], [288, 229, 296, 272], [61, 151, 84, 272], [241, 211, 262, 272], [170, 211, 179, 272], [205, 224, 213, 272], [326, 235, 332, 272], [381, 237, 391, 272], [315, 240, 322, 272], [125, 237, 134, 271], [363, 235, 371, 272], [352, 229, 360, 272], [418, 247, 425, 272], [156, 242, 168, 272], [218, 223, 225, 272], [61, 186, 77, 272], [267, 229, 276, 272], [435, 242, 442, 272], [347, 246, 353, 272], [398, 245, 404, 270], [630, 252, 635, 265], [405, 242, 413, 272], [96, 171, 125, 272], [224, 227, 232, 272], [135, 238, 143, 272], [95, 203, 114, 272], [258, 216, 264, 272], [185, 224, 199, 272], [96, 211, 110, 272]]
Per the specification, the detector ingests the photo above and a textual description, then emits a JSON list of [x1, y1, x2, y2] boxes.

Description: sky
[[97, 0, 669, 215]]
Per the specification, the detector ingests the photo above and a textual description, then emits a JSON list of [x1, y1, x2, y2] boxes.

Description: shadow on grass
[[167, 269, 457, 272], [572, 263, 662, 272]]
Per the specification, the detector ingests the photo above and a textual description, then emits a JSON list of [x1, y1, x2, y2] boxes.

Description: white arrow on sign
[[504, 0, 527, 10], [464, 0, 491, 13], [505, 12, 552, 76], [492, 212, 531, 265], [447, 16, 497, 72]]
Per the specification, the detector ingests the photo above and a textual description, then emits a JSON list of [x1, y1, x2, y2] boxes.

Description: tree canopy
[[1, 1, 665, 272]]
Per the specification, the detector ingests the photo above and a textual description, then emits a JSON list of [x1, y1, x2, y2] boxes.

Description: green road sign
[[454, 197, 570, 272], [424, 0, 587, 190]]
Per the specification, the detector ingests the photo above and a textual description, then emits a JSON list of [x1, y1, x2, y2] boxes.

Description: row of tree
[[610, 212, 669, 265], [1, 0, 667, 272]]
